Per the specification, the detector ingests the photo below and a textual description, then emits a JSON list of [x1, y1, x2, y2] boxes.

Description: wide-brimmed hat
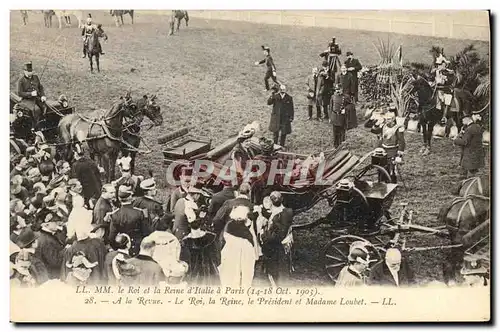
[[460, 255, 488, 275], [348, 241, 376, 265], [140, 178, 156, 191]]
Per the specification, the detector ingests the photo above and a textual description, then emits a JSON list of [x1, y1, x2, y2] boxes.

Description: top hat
[[24, 62, 33, 72], [460, 255, 488, 275], [346, 51, 353, 56], [140, 178, 156, 191], [16, 227, 39, 249]]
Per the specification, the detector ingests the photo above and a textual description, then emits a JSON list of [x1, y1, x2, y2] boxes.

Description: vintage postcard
[[8, 8, 490, 323]]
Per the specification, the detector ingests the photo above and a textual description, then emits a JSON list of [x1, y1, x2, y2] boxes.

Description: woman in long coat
[[453, 112, 485, 178]]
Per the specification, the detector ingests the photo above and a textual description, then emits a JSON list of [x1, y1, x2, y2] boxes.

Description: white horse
[[53, 10, 85, 29]]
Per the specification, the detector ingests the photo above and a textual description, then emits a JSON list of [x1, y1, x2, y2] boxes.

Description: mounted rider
[[16, 62, 47, 130], [371, 105, 405, 183], [432, 54, 455, 123], [81, 14, 106, 58]]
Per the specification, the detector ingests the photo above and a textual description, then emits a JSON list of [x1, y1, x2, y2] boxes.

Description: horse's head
[[140, 94, 163, 126]]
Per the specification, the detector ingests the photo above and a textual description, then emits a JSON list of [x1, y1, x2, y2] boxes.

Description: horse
[[169, 10, 189, 35], [110, 10, 134, 26], [408, 73, 471, 155], [57, 100, 129, 182], [452, 175, 490, 197], [121, 94, 163, 174], [438, 194, 490, 285], [42, 10, 54, 28], [52, 10, 84, 29], [84, 29, 101, 72]]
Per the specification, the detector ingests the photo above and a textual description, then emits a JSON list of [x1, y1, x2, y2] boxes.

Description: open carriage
[[10, 91, 74, 144]]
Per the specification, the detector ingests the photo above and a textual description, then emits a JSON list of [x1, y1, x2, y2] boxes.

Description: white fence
[[142, 10, 490, 41]]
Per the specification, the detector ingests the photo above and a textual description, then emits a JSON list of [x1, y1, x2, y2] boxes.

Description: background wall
[[149, 10, 490, 41]]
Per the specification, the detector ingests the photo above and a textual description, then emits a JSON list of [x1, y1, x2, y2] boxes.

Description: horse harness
[[446, 195, 489, 232], [462, 177, 484, 196]]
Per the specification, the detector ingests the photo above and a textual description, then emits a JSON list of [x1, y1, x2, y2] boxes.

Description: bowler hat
[[16, 227, 39, 249], [24, 62, 33, 72]]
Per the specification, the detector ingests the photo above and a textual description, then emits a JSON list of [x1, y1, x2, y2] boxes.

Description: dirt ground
[[10, 10, 490, 285]]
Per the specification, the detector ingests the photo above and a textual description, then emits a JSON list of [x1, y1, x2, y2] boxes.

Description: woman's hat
[[66, 251, 98, 269], [140, 178, 156, 191]]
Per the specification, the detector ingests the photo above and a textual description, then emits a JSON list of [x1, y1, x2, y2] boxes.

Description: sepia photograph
[[7, 3, 491, 323]]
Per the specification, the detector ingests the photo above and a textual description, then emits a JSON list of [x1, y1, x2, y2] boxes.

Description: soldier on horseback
[[81, 15, 105, 58], [16, 62, 47, 131]]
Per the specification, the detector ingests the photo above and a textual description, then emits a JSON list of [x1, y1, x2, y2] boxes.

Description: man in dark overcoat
[[70, 144, 102, 205], [453, 110, 486, 179], [132, 178, 164, 230], [316, 61, 333, 121], [207, 181, 237, 219], [35, 209, 65, 280], [344, 51, 363, 102], [368, 248, 415, 287], [339, 64, 355, 99], [16, 62, 47, 129], [330, 84, 347, 148], [267, 84, 294, 147], [108, 185, 152, 256]]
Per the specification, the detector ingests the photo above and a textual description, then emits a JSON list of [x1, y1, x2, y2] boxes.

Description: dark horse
[[169, 10, 189, 35], [85, 29, 101, 72], [121, 94, 163, 174], [110, 10, 134, 26], [409, 73, 471, 155], [439, 195, 490, 285], [58, 100, 129, 182]]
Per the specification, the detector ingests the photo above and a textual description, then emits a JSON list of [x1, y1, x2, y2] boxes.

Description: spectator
[[267, 84, 294, 147], [104, 233, 132, 285], [453, 110, 486, 179], [336, 241, 373, 287], [368, 248, 415, 287], [306, 67, 321, 120], [344, 51, 362, 102]]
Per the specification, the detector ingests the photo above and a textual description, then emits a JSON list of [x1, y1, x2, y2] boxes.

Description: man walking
[[267, 84, 294, 147], [255, 45, 278, 92]]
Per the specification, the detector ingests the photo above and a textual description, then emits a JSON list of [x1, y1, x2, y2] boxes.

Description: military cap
[[24, 62, 33, 72], [118, 185, 134, 199]]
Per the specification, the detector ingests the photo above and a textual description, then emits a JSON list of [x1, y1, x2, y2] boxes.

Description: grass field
[[10, 10, 490, 285]]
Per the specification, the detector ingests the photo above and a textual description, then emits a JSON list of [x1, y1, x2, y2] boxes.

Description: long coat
[[368, 260, 415, 287], [207, 187, 236, 218], [454, 123, 485, 171], [71, 157, 102, 202], [344, 58, 362, 100], [267, 92, 294, 135], [339, 73, 355, 98], [35, 230, 65, 280]]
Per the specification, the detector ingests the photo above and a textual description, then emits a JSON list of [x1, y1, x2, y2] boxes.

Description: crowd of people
[[10, 135, 297, 287]]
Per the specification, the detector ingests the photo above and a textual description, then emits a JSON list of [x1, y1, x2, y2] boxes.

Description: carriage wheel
[[323, 235, 382, 284]]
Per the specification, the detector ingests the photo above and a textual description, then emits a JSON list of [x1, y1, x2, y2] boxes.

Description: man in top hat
[[336, 241, 373, 287], [433, 54, 455, 123], [108, 185, 153, 257], [267, 84, 294, 147], [330, 83, 348, 148], [16, 61, 47, 130], [255, 45, 278, 92], [12, 227, 50, 286], [133, 177, 164, 230], [81, 14, 105, 58], [371, 107, 405, 183], [344, 51, 363, 102], [71, 143, 102, 205], [368, 248, 414, 287], [316, 60, 333, 122], [453, 109, 485, 179], [460, 255, 489, 287], [306, 67, 321, 121]]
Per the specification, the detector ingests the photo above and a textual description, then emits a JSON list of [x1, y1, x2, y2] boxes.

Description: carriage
[[158, 123, 489, 284], [10, 91, 74, 144]]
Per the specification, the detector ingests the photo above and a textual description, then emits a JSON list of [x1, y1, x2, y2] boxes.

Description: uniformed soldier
[[330, 84, 347, 148], [433, 54, 455, 124], [132, 178, 164, 231], [108, 185, 153, 257], [81, 15, 105, 58], [16, 62, 47, 130], [254, 45, 278, 92], [112, 156, 143, 197], [371, 108, 405, 183]]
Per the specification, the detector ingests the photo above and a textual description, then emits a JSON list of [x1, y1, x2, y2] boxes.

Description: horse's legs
[[176, 18, 181, 31], [185, 13, 189, 26], [89, 55, 93, 72], [130, 12, 134, 24], [96, 54, 100, 72], [120, 15, 124, 26], [130, 151, 137, 175], [108, 149, 119, 182]]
